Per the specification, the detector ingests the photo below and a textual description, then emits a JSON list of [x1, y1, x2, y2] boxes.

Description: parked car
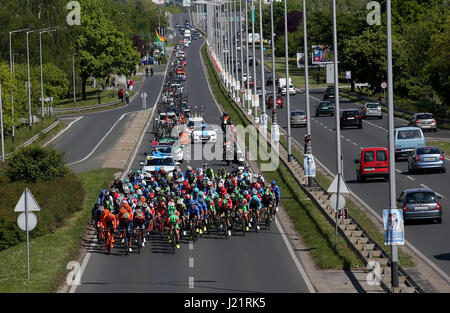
[[409, 113, 437, 132], [361, 102, 382, 119], [323, 87, 335, 100], [355, 147, 389, 182], [267, 95, 283, 109], [290, 110, 307, 127], [408, 146, 446, 174], [397, 188, 442, 224], [394, 127, 425, 161], [340, 109, 363, 129], [315, 101, 334, 117]]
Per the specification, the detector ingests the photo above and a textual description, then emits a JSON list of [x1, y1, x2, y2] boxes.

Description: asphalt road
[[47, 70, 166, 173], [231, 25, 450, 278], [73, 13, 312, 293]]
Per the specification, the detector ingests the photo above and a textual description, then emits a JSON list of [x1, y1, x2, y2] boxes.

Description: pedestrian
[[125, 90, 130, 104]]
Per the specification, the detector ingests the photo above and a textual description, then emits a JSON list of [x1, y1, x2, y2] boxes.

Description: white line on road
[[44, 116, 84, 147]]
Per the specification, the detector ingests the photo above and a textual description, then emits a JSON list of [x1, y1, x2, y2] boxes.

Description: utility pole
[[386, 0, 399, 292], [284, 0, 292, 161]]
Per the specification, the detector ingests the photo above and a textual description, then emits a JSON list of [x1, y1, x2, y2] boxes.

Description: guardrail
[[204, 44, 424, 293], [339, 89, 450, 128], [4, 120, 60, 159]]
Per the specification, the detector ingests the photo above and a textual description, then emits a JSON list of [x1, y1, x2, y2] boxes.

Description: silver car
[[291, 110, 307, 127], [409, 113, 437, 132], [408, 146, 446, 174], [397, 188, 442, 224], [361, 102, 382, 119]]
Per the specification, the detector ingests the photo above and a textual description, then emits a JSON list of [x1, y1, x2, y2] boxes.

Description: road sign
[[14, 189, 41, 212], [381, 82, 387, 89], [17, 212, 37, 231], [330, 194, 345, 210], [327, 175, 350, 194]]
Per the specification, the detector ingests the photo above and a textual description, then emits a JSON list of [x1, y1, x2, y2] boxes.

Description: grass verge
[[0, 168, 119, 292]]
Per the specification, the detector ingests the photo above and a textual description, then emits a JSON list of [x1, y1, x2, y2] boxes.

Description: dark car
[[397, 188, 442, 224], [266, 76, 280, 87], [267, 95, 283, 109], [323, 87, 335, 100], [340, 109, 362, 129], [315, 101, 334, 117]]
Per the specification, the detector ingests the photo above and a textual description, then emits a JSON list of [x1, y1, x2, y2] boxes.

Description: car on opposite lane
[[290, 110, 307, 127], [323, 87, 335, 100], [361, 102, 383, 119], [315, 101, 334, 117], [409, 113, 437, 132], [408, 146, 446, 174], [355, 147, 389, 182], [394, 127, 425, 161], [340, 109, 363, 129], [397, 188, 442, 224]]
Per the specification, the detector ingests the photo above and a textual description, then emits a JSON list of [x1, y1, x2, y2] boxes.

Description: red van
[[354, 147, 389, 182]]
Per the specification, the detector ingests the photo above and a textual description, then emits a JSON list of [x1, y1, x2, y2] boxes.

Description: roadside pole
[[386, 0, 399, 292]]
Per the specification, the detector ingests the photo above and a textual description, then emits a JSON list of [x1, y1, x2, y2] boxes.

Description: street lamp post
[[284, 0, 292, 161], [270, 0, 277, 125], [39, 28, 56, 120], [259, 0, 266, 131], [386, 0, 399, 292], [9, 28, 29, 143]]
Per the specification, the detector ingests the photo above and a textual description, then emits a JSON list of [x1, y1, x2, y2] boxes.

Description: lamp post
[[284, 0, 292, 161], [258, 0, 266, 131], [39, 28, 57, 120], [9, 28, 29, 143]]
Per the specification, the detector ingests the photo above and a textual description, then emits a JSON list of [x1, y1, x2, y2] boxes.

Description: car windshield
[[145, 158, 174, 166], [406, 192, 436, 204], [366, 103, 380, 109], [343, 110, 359, 117], [417, 114, 433, 119], [397, 129, 422, 139], [291, 111, 306, 116], [417, 147, 441, 155]]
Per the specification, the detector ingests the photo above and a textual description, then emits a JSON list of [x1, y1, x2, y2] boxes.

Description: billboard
[[311, 45, 331, 64]]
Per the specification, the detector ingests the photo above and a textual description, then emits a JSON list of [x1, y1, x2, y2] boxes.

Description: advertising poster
[[383, 209, 405, 245], [303, 155, 316, 178]]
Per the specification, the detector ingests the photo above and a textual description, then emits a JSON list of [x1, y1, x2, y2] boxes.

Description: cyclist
[[248, 189, 262, 230]]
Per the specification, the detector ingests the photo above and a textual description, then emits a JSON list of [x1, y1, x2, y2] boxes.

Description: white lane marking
[[66, 112, 132, 166], [43, 116, 84, 147], [202, 42, 316, 293]]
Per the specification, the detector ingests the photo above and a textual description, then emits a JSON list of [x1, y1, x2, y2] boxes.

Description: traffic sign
[[17, 212, 37, 231], [14, 189, 41, 212], [381, 82, 387, 89], [327, 175, 350, 194], [330, 194, 346, 210]]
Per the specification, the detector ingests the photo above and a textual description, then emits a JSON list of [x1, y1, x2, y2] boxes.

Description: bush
[[6, 146, 70, 183], [0, 173, 84, 251]]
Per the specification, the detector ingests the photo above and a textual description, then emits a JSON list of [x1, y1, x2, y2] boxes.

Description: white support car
[[191, 124, 217, 143], [140, 156, 177, 178]]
